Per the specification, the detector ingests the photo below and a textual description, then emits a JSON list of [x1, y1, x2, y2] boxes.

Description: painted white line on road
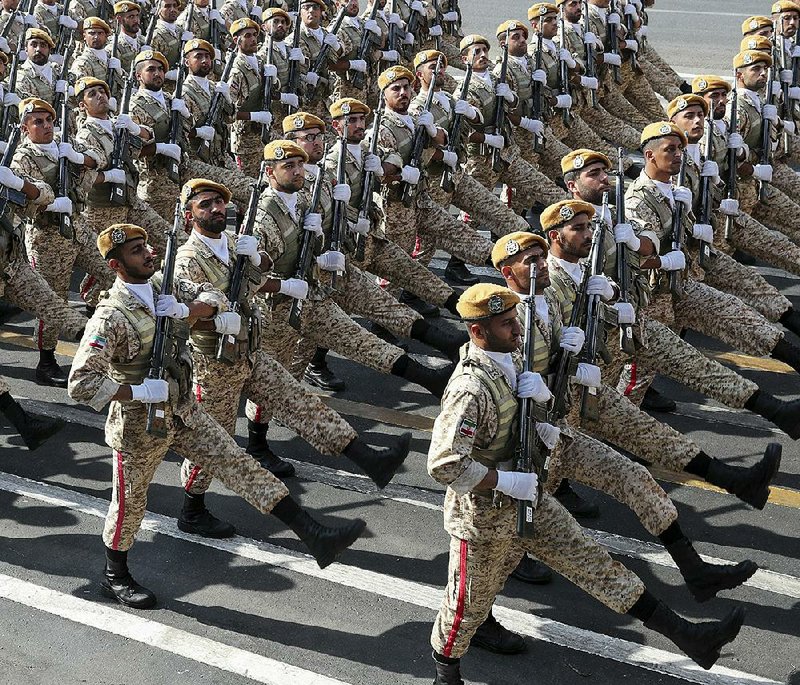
[[0, 472, 781, 685], [0, 573, 352, 685]]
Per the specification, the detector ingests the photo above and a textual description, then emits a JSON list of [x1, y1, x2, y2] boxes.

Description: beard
[[196, 214, 226, 234]]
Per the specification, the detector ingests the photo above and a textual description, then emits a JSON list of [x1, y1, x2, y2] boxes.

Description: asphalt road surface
[[2, 3, 800, 685]]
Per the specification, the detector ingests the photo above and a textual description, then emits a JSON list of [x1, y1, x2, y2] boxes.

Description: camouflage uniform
[[68, 0, 102, 22], [0, 10, 26, 54], [228, 49, 269, 176], [149, 19, 183, 70], [331, 15, 368, 102], [14, 58, 56, 103], [116, 31, 145, 76], [177, 2, 214, 43], [33, 2, 60, 39], [293, 20, 342, 120]]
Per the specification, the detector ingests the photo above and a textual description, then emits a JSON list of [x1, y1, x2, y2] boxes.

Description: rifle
[[404, 2, 421, 61], [304, 6, 347, 104], [624, 0, 638, 72], [196, 47, 236, 161], [166, 18, 193, 183], [776, 26, 792, 154], [614, 147, 635, 355], [724, 79, 738, 241], [98, 0, 109, 22], [668, 150, 687, 297], [107, 25, 120, 98], [490, 31, 509, 172], [440, 61, 471, 194], [54, 68, 73, 240], [0, 48, 21, 139], [557, 4, 570, 128], [582, 0, 597, 108], [329, 117, 348, 288], [53, 0, 73, 59], [429, 0, 443, 52], [146, 200, 181, 437], [400, 54, 440, 206], [531, 25, 545, 152], [355, 95, 383, 260], [51, 37, 75, 126], [109, 66, 137, 204], [759, 65, 775, 202], [350, 0, 379, 89], [580, 191, 608, 421], [382, 0, 398, 72], [697, 115, 714, 269], [444, 0, 460, 37], [288, 144, 327, 329], [143, 2, 159, 47], [216, 162, 266, 363], [0, 125, 28, 222], [606, 0, 621, 84], [261, 31, 275, 144], [285, 10, 302, 113], [209, 0, 220, 60]]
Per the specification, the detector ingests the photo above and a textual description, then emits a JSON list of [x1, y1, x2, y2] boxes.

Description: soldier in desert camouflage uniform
[[72, 17, 124, 105], [113, 1, 146, 75]]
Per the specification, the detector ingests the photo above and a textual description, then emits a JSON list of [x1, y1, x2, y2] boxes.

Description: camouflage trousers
[[233, 132, 265, 179], [0, 374, 7, 394], [185, 154, 255, 211], [619, 61, 666, 123], [137, 167, 180, 226], [638, 56, 682, 101], [550, 113, 620, 168], [600, 81, 651, 130], [181, 349, 357, 495], [578, 100, 643, 152], [431, 493, 645, 658], [526, 126, 573, 182], [642, 46, 685, 91], [104, 402, 289, 551], [25, 220, 114, 351], [727, 210, 800, 277], [740, 177, 800, 246]]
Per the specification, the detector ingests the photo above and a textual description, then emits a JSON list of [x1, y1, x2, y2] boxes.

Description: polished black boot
[[553, 480, 600, 519], [392, 355, 455, 398], [343, 433, 412, 489], [177, 492, 236, 538], [35, 349, 68, 388], [731, 248, 756, 265], [0, 392, 64, 450], [444, 257, 478, 285], [410, 319, 469, 360], [246, 420, 296, 479], [442, 291, 460, 317], [368, 321, 409, 350], [400, 290, 440, 318], [432, 653, 464, 685], [641, 385, 676, 412], [744, 391, 800, 439], [304, 348, 346, 392], [696, 444, 782, 509], [100, 548, 157, 609], [771, 337, 800, 374], [470, 610, 527, 654], [510, 554, 553, 584], [779, 308, 800, 337]]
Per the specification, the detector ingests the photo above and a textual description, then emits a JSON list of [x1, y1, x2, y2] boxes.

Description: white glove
[[55, 79, 67, 94], [555, 93, 573, 109], [0, 141, 6, 154], [364, 153, 383, 173], [280, 92, 299, 109], [532, 68, 547, 84], [349, 58, 367, 73], [636, 26, 648, 40], [762, 103, 779, 124], [279, 277, 309, 300], [249, 5, 261, 18], [613, 222, 641, 251], [195, 125, 215, 141], [583, 30, 597, 45], [164, 69, 178, 81], [155, 293, 190, 319], [429, 24, 443, 37], [607, 11, 621, 25], [213, 311, 241, 335], [781, 68, 793, 84], [51, 53, 64, 65], [215, 80, 231, 102], [443, 10, 459, 22], [794, 45, 800, 59], [181, 30, 194, 41], [0, 166, 24, 192], [23, 14, 38, 27], [574, 362, 602, 388], [410, 0, 424, 12], [0, 36, 8, 53], [108, 57, 122, 72], [289, 47, 305, 62], [672, 186, 692, 211], [789, 86, 800, 100], [58, 14, 77, 29], [236, 234, 261, 266], [401, 164, 420, 185], [323, 32, 341, 51], [130, 378, 169, 404], [316, 250, 346, 272], [719, 198, 739, 216], [495, 82, 514, 103], [214, 48, 222, 62], [454, 99, 477, 118], [250, 110, 273, 126], [727, 132, 744, 149], [701, 160, 719, 178], [171, 97, 191, 119], [516, 371, 553, 403], [612, 301, 636, 324], [603, 52, 622, 66], [349, 217, 370, 235], [102, 168, 126, 184], [263, 63, 278, 79], [784, 119, 797, 135], [45, 196, 73, 214], [381, 49, 399, 62], [484, 133, 504, 149], [580, 75, 599, 90], [403, 32, 414, 45], [209, 8, 223, 23], [535, 421, 560, 450], [520, 117, 544, 136], [155, 142, 182, 161], [303, 71, 320, 87], [303, 212, 323, 236], [388, 12, 402, 25], [108, 97, 118, 112], [114, 114, 141, 135], [332, 183, 352, 202], [753, 163, 773, 182], [659, 249, 686, 272], [364, 18, 381, 36], [587, 274, 614, 300], [441, 149, 458, 169], [625, 39, 639, 53], [691, 222, 713, 242], [495, 470, 539, 501], [417, 110, 437, 136], [560, 326, 585, 353], [559, 48, 576, 69], [771, 80, 783, 98]]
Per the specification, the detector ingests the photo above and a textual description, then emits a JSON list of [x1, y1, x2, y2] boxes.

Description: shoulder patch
[[458, 418, 477, 438]]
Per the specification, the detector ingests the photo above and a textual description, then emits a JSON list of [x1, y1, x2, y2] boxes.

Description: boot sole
[[314, 519, 367, 570], [369, 432, 412, 489], [99, 581, 157, 610], [744, 443, 782, 509], [690, 560, 758, 603], [470, 635, 527, 655], [688, 606, 746, 670], [177, 520, 237, 539]]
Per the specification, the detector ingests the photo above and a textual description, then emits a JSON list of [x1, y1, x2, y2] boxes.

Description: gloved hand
[[130, 378, 169, 403], [580, 75, 599, 90], [636, 26, 648, 40], [215, 80, 231, 102], [280, 92, 299, 109], [388, 12, 402, 25], [701, 160, 719, 177], [250, 110, 273, 126], [364, 18, 381, 36], [727, 132, 744, 149], [0, 36, 8, 53], [316, 250, 346, 272], [532, 68, 547, 84], [23, 14, 38, 26], [195, 125, 215, 141], [691, 222, 713, 242], [45, 196, 73, 214], [279, 277, 309, 300], [559, 48, 576, 68], [249, 4, 261, 18], [209, 8, 223, 23], [762, 103, 779, 124], [587, 274, 614, 300], [784, 119, 797, 135], [303, 212, 323, 236], [58, 14, 78, 29], [560, 326, 585, 353], [289, 47, 305, 62], [108, 57, 122, 72], [181, 30, 194, 41], [603, 52, 622, 66], [263, 63, 278, 79], [719, 198, 739, 216], [753, 163, 773, 182], [454, 98, 477, 118], [323, 32, 341, 50], [555, 93, 572, 109], [364, 153, 383, 173], [516, 371, 553, 403], [781, 68, 793, 84], [443, 10, 459, 21], [171, 97, 191, 119], [156, 142, 182, 161], [156, 294, 190, 319], [349, 58, 367, 73], [102, 168, 126, 185], [495, 470, 539, 501], [55, 79, 67, 94], [417, 110, 437, 136], [574, 362, 602, 388], [614, 222, 641, 251], [214, 311, 241, 335], [428, 24, 443, 37], [164, 69, 178, 81], [607, 11, 621, 24], [0, 166, 24, 191], [381, 49, 399, 62], [441, 149, 458, 169], [484, 133, 504, 149], [401, 164, 420, 185], [410, 0, 424, 12], [2, 91, 19, 107], [612, 301, 636, 324], [349, 217, 371, 235], [108, 97, 118, 111], [771, 81, 783, 98], [624, 39, 639, 53], [236, 234, 261, 266], [672, 186, 693, 211], [659, 249, 686, 271], [333, 183, 352, 202], [0, 141, 7, 154], [789, 86, 800, 100], [403, 32, 414, 45], [535, 421, 560, 449], [303, 71, 320, 87], [495, 82, 514, 103], [520, 117, 544, 136], [583, 31, 597, 45]]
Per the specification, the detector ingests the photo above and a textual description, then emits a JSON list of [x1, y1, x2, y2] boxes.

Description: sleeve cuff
[[448, 460, 490, 495], [89, 378, 121, 412]]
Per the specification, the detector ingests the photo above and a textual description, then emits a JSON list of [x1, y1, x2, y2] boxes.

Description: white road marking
[[0, 573, 352, 685], [0, 472, 782, 685]]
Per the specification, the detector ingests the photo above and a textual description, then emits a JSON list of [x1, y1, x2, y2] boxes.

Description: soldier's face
[[532, 15, 558, 40], [268, 156, 306, 192], [80, 85, 110, 117], [111, 238, 156, 282], [84, 27, 109, 49], [2, 0, 19, 11], [340, 0, 359, 17], [301, 3, 321, 28], [291, 127, 324, 161], [185, 49, 212, 76], [417, 60, 445, 87], [384, 79, 412, 112], [333, 113, 366, 142], [117, 10, 141, 34], [237, 28, 259, 54], [21, 110, 54, 143], [161, 0, 180, 23], [563, 0, 582, 23], [647, 136, 683, 175], [738, 63, 769, 91], [462, 44, 488, 71], [704, 89, 728, 120], [569, 162, 611, 204], [472, 308, 523, 353], [672, 106, 705, 144], [26, 39, 51, 65], [505, 29, 528, 57], [191, 191, 228, 234], [550, 214, 593, 260], [502, 245, 550, 296], [264, 17, 289, 41], [137, 60, 165, 89], [776, 12, 799, 37]]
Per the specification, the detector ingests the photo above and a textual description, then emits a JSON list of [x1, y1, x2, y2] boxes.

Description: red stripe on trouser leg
[[184, 466, 201, 492], [411, 234, 422, 259], [80, 275, 97, 300], [623, 361, 637, 397], [254, 404, 262, 422], [195, 384, 202, 402], [443, 539, 469, 658], [111, 451, 126, 550]]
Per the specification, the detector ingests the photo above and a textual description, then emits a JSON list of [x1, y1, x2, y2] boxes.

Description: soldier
[[72, 17, 123, 104], [219, 0, 258, 27], [427, 282, 745, 684], [328, 0, 372, 101], [177, 0, 222, 43], [0, 0, 31, 56], [33, 0, 76, 40], [68, 222, 367, 609], [148, 0, 186, 73], [113, 1, 146, 75], [15, 28, 60, 103]]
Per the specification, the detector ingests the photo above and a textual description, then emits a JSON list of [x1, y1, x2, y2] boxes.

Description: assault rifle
[[382, 0, 399, 72], [51, 37, 75, 127], [429, 0, 443, 52], [444, 0, 460, 37], [197, 47, 237, 162], [355, 96, 383, 260], [624, 0, 638, 72], [668, 150, 688, 296], [614, 147, 635, 355], [329, 116, 348, 288], [724, 77, 738, 240], [776, 27, 792, 154], [759, 65, 776, 202], [440, 61, 472, 194], [582, 0, 598, 108], [53, 0, 73, 60], [166, 21, 192, 183], [0, 125, 27, 225], [285, 12, 302, 114], [557, 4, 570, 128], [107, 25, 120, 100], [0, 49, 21, 139], [350, 0, 379, 90], [607, 0, 622, 84], [261, 31, 275, 144], [109, 64, 136, 205], [491, 30, 509, 172], [531, 23, 545, 152], [55, 73, 73, 240], [304, 6, 347, 104], [697, 115, 714, 269]]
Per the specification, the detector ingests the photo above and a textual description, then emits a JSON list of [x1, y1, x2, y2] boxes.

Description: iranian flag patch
[[88, 335, 107, 350], [459, 418, 477, 438]]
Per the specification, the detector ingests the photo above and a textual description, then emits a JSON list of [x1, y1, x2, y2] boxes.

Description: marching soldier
[[148, 0, 186, 72], [15, 28, 60, 103], [113, 1, 146, 75], [72, 17, 123, 104], [0, 0, 31, 56]]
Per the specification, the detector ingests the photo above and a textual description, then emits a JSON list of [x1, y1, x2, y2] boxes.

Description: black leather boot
[[400, 290, 440, 318], [510, 554, 553, 584], [779, 308, 800, 337], [177, 492, 236, 538], [470, 610, 527, 654], [246, 420, 296, 479], [432, 653, 464, 685], [368, 321, 409, 350], [410, 320, 469, 360], [100, 548, 157, 609], [442, 292, 461, 317], [392, 356, 455, 398], [744, 391, 800, 439], [641, 386, 676, 412], [665, 538, 757, 602], [35, 349, 68, 388], [304, 348, 345, 391], [553, 480, 600, 519], [343, 433, 412, 489], [0, 392, 64, 450], [705, 443, 781, 509], [444, 257, 478, 285], [771, 337, 800, 374]]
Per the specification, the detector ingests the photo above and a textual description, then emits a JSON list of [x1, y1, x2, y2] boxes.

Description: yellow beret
[[413, 49, 447, 70], [83, 16, 112, 33], [691, 74, 732, 94], [18, 97, 55, 120], [456, 283, 521, 321], [459, 34, 490, 52], [74, 76, 110, 98], [667, 94, 709, 119], [560, 148, 611, 175], [377, 65, 415, 90], [491, 231, 548, 269], [772, 1, 800, 14], [230, 17, 260, 35], [282, 111, 326, 132], [263, 7, 290, 22], [640, 121, 688, 147], [263, 140, 308, 162], [733, 49, 773, 69], [740, 35, 773, 52], [97, 224, 148, 259], [540, 200, 595, 231], [180, 178, 232, 207], [25, 28, 55, 48], [184, 38, 214, 54], [496, 20, 528, 39], [113, 1, 140, 14], [328, 98, 370, 119], [134, 49, 169, 70], [527, 3, 558, 21], [741, 15, 772, 35]]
